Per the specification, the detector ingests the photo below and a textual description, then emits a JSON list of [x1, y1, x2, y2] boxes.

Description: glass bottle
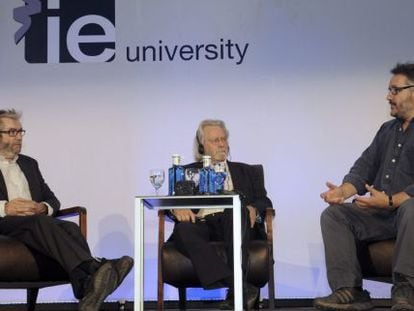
[[199, 155, 215, 194], [214, 162, 227, 194], [168, 154, 185, 195]]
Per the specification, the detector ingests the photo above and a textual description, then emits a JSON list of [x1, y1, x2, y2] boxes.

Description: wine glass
[[149, 169, 165, 196]]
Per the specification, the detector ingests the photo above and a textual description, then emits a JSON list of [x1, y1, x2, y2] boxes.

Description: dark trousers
[[0, 215, 93, 274], [172, 207, 250, 288], [320, 198, 414, 291]]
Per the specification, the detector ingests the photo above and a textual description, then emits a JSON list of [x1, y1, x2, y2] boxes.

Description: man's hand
[[320, 182, 345, 204], [320, 182, 357, 204], [173, 209, 197, 223], [5, 198, 47, 216], [354, 184, 388, 209], [246, 205, 257, 228]]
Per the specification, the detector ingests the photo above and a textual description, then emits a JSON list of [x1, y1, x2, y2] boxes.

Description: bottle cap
[[172, 154, 181, 165], [202, 155, 211, 167]]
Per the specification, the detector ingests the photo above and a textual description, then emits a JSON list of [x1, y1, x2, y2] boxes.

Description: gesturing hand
[[354, 184, 388, 209], [320, 182, 345, 204]]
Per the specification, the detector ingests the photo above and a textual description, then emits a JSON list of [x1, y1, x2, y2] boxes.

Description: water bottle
[[214, 162, 227, 193], [168, 154, 185, 195], [199, 155, 215, 194]]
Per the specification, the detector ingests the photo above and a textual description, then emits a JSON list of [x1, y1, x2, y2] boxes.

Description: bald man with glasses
[[314, 62, 414, 311]]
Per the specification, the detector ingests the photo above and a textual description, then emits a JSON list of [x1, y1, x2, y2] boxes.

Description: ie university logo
[[14, 0, 115, 63]]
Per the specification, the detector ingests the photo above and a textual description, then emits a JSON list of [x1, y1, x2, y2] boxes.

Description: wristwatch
[[387, 194, 395, 210]]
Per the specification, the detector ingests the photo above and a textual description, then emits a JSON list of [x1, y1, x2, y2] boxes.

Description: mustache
[[214, 149, 228, 153]]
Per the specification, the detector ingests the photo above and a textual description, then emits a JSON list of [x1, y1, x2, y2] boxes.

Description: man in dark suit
[[170, 119, 273, 310], [0, 109, 133, 311]]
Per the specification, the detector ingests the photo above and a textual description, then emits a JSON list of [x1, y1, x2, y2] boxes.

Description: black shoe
[[220, 283, 259, 310], [70, 259, 102, 300], [244, 282, 259, 310], [392, 282, 414, 311], [219, 288, 233, 310], [110, 256, 134, 287], [79, 262, 118, 311], [313, 287, 374, 311]]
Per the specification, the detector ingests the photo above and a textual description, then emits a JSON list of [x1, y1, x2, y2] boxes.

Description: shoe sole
[[79, 262, 118, 311], [314, 301, 375, 311]]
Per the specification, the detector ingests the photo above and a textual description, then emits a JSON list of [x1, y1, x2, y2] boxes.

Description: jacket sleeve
[[247, 164, 273, 214]]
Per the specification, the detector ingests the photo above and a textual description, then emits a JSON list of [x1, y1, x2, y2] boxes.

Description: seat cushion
[[0, 235, 67, 282], [357, 239, 394, 280], [161, 240, 271, 288]]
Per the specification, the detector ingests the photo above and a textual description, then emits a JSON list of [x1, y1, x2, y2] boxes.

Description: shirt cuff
[[343, 176, 365, 195], [42, 202, 53, 216], [0, 201, 6, 217]]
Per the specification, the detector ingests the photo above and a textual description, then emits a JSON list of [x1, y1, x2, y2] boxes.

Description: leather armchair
[[357, 239, 394, 283], [0, 206, 87, 311], [157, 165, 275, 310]]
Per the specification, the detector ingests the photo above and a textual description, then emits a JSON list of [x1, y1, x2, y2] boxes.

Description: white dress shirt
[[0, 155, 52, 217]]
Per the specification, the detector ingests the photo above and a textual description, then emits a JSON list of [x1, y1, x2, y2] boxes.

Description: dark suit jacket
[[185, 161, 273, 214], [185, 160, 272, 214], [168, 160, 273, 240], [226, 161, 273, 214], [0, 154, 60, 216]]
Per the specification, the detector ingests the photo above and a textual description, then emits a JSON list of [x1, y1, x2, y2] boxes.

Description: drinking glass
[[149, 169, 165, 196]]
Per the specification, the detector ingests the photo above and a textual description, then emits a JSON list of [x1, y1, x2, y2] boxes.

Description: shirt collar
[[0, 154, 19, 164]]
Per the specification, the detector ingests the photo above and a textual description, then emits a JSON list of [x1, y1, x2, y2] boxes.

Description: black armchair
[[157, 165, 275, 310], [0, 206, 87, 311]]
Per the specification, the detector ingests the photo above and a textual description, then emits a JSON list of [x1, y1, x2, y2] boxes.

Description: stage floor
[[0, 300, 393, 310]]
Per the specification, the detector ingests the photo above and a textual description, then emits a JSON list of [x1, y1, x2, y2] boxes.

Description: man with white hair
[[170, 119, 273, 310]]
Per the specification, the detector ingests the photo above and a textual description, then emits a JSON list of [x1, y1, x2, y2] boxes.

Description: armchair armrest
[[56, 206, 87, 239], [265, 207, 275, 242]]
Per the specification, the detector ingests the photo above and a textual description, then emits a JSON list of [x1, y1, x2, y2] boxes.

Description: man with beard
[[314, 62, 414, 311], [0, 109, 133, 311], [170, 119, 273, 310]]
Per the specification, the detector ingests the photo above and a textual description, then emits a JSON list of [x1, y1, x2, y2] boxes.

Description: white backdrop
[[1, 0, 414, 304]]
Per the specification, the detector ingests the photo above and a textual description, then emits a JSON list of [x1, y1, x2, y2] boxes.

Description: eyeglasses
[[207, 137, 227, 145], [0, 129, 26, 137], [388, 85, 414, 96]]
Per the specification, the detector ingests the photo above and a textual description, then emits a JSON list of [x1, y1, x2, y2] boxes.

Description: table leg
[[134, 198, 144, 311], [233, 196, 243, 310]]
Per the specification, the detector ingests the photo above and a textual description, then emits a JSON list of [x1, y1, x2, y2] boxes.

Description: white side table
[[134, 194, 243, 310]]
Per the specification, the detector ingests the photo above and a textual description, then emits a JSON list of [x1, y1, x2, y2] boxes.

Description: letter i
[[47, 0, 60, 63], [220, 38, 224, 60]]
